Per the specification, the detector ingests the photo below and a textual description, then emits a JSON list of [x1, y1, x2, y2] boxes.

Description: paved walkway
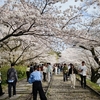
[[0, 73, 100, 100], [0, 79, 48, 100], [47, 74, 100, 100]]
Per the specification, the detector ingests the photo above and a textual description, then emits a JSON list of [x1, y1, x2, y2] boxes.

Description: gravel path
[[47, 74, 100, 100]]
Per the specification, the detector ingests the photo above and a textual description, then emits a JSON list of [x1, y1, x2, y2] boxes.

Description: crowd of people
[[27, 61, 88, 90], [0, 61, 88, 100], [52, 61, 88, 89], [27, 63, 52, 100]]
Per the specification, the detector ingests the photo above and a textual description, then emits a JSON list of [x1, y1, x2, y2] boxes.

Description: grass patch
[[87, 79, 100, 93], [76, 75, 100, 93]]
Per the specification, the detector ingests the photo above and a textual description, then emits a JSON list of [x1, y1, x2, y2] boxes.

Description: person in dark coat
[[62, 63, 68, 81], [26, 65, 30, 82], [7, 63, 18, 98]]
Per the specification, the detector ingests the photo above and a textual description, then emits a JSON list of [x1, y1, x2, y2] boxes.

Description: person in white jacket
[[46, 63, 52, 83], [79, 61, 87, 89]]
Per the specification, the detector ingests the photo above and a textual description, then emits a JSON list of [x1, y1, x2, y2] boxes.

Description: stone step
[[47, 74, 100, 100]]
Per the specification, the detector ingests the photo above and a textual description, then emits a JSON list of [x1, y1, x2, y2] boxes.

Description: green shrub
[[15, 65, 27, 79], [0, 66, 9, 84]]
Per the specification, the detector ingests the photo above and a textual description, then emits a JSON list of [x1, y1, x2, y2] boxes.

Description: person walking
[[54, 64, 58, 75], [29, 64, 34, 74], [29, 63, 35, 94], [78, 63, 83, 87], [67, 63, 71, 80], [68, 63, 78, 89], [78, 61, 87, 89], [0, 70, 5, 96], [7, 63, 18, 98], [57, 63, 61, 74], [62, 63, 68, 81], [26, 65, 30, 82], [47, 63, 52, 83], [43, 64, 47, 82], [28, 65, 47, 100]]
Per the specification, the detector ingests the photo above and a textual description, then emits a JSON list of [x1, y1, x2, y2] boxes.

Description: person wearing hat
[[28, 65, 47, 100]]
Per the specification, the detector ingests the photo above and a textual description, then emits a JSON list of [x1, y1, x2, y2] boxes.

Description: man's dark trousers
[[80, 74, 86, 88], [0, 83, 3, 95], [8, 81, 16, 97], [33, 81, 47, 100]]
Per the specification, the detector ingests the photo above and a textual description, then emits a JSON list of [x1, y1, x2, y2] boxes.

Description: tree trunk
[[91, 67, 100, 83]]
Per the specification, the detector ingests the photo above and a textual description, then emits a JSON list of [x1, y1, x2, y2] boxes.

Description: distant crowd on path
[[27, 61, 88, 100], [27, 62, 53, 100], [54, 61, 88, 89], [27, 61, 88, 89], [26, 63, 53, 83], [0, 61, 88, 100]]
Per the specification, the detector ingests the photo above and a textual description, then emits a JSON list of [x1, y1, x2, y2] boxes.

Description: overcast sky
[[56, 0, 83, 10]]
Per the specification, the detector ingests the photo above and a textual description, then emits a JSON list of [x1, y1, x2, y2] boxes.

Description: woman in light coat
[[68, 63, 78, 89]]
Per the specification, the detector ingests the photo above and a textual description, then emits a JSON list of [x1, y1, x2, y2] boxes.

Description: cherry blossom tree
[[0, 0, 68, 65], [0, 0, 100, 83], [60, 0, 100, 83]]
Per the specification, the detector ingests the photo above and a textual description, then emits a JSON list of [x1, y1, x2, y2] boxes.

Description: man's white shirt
[[82, 65, 87, 76]]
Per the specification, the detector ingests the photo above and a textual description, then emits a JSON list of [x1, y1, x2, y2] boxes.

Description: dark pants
[[0, 83, 3, 95], [63, 73, 68, 81], [26, 71, 30, 81], [80, 74, 83, 87], [43, 72, 46, 81], [33, 81, 47, 100], [80, 74, 86, 88], [8, 81, 16, 97]]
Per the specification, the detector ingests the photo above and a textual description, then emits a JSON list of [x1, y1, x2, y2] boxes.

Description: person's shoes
[[0, 92, 5, 96], [13, 94, 16, 97]]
